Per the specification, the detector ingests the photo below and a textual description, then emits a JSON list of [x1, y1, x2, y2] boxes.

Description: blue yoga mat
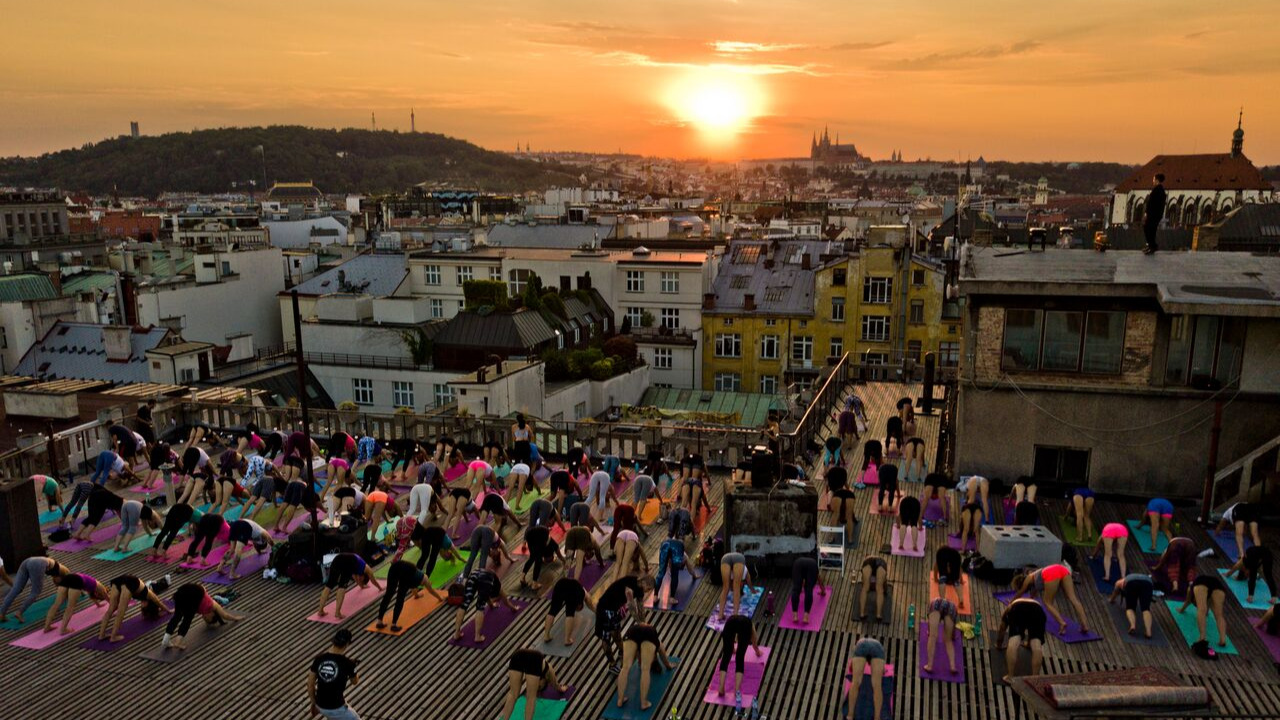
[[1211, 530, 1252, 564], [92, 533, 157, 561], [601, 656, 679, 720], [39, 509, 64, 526], [1126, 520, 1169, 554], [1217, 568, 1273, 611], [844, 671, 895, 720], [1165, 598, 1238, 654], [707, 586, 764, 631], [1088, 554, 1120, 595]]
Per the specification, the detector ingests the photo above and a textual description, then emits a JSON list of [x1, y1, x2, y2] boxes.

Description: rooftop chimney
[[801, 253, 811, 269], [103, 326, 133, 362], [743, 293, 756, 311], [703, 293, 716, 310]]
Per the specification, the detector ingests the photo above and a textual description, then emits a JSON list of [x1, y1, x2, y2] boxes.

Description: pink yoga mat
[[307, 582, 384, 624], [703, 646, 771, 707], [49, 524, 119, 552], [918, 624, 965, 683], [448, 599, 529, 650], [778, 588, 831, 631], [444, 462, 468, 481], [146, 538, 193, 563], [11, 603, 109, 649], [1252, 623, 1280, 664], [272, 509, 326, 537], [890, 525, 926, 557], [180, 544, 230, 569], [868, 494, 901, 516]]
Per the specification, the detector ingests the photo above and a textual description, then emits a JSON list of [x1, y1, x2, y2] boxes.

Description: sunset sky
[[2, 0, 1278, 163]]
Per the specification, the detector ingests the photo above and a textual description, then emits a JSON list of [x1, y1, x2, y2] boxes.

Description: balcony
[[626, 325, 697, 346]]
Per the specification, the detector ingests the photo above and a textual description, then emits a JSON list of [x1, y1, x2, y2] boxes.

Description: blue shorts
[[1147, 498, 1174, 517], [853, 638, 886, 661], [1073, 488, 1094, 499]]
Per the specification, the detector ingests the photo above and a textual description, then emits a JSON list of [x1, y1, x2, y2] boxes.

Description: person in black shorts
[[857, 556, 889, 622], [73, 485, 125, 541], [543, 576, 597, 647], [318, 552, 381, 620], [1179, 573, 1231, 648], [957, 496, 985, 550], [996, 598, 1046, 683], [596, 575, 655, 672], [876, 463, 899, 514], [896, 495, 922, 553], [827, 467, 858, 541], [934, 546, 963, 588], [452, 551, 516, 644], [97, 574, 167, 643], [616, 622, 675, 711], [274, 476, 315, 534], [501, 648, 567, 720], [716, 614, 761, 700], [1109, 573, 1155, 638]]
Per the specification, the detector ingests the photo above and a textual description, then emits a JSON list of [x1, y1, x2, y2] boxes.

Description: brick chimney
[[743, 293, 756, 311], [703, 293, 716, 309], [103, 326, 133, 362]]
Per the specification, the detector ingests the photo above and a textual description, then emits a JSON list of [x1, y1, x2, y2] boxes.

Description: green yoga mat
[[0, 595, 58, 630], [374, 548, 470, 588], [508, 697, 568, 720], [1218, 568, 1274, 611], [511, 489, 543, 514], [1164, 598, 1238, 654], [92, 532, 157, 561], [1127, 520, 1170, 554], [1057, 516, 1097, 547]]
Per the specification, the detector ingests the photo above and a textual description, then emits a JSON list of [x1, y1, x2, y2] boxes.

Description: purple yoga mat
[[49, 523, 119, 552], [449, 599, 528, 650], [777, 587, 831, 631], [555, 561, 612, 596], [451, 512, 481, 542], [923, 497, 946, 523], [1252, 623, 1280, 664], [205, 551, 271, 585], [703, 646, 771, 706], [946, 534, 977, 552], [992, 591, 1100, 643], [539, 684, 576, 702], [918, 624, 965, 683], [79, 602, 173, 651], [649, 568, 700, 611]]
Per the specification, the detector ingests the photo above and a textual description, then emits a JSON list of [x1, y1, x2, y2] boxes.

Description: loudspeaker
[[0, 478, 45, 565], [750, 450, 776, 488]]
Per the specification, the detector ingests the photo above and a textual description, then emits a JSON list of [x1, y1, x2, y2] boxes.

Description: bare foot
[[334, 612, 344, 620], [924, 664, 933, 672], [564, 637, 575, 646], [542, 634, 553, 644], [474, 634, 486, 644], [1000, 675, 1012, 685], [109, 634, 124, 642]]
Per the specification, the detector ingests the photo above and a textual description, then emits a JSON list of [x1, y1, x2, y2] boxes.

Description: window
[[180, 368, 196, 383], [625, 307, 644, 328], [660, 308, 680, 330], [423, 265, 441, 285], [626, 271, 644, 293], [939, 341, 959, 367], [863, 277, 893, 304], [430, 298, 444, 319], [574, 401, 588, 420], [1001, 309, 1043, 371], [1003, 309, 1127, 374], [865, 352, 888, 365], [352, 378, 374, 406], [760, 375, 779, 394], [760, 334, 779, 360], [457, 266, 473, 285], [942, 301, 961, 319], [432, 383, 454, 407], [791, 336, 813, 363], [660, 271, 679, 294], [907, 340, 922, 363], [833, 268, 847, 286], [912, 268, 926, 286], [1033, 445, 1090, 484], [831, 297, 846, 321], [393, 381, 414, 408], [948, 325, 958, 334], [508, 268, 534, 296], [714, 333, 742, 358], [653, 348, 673, 369], [909, 300, 925, 325], [829, 337, 844, 359], [1165, 315, 1246, 387], [1042, 311, 1084, 371], [861, 316, 889, 342], [489, 267, 502, 281], [151, 360, 161, 369], [764, 318, 777, 327], [714, 372, 741, 392], [723, 318, 734, 326]]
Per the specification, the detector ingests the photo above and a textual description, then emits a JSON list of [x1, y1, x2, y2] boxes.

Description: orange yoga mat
[[929, 573, 973, 617], [639, 498, 663, 525], [364, 591, 443, 636]]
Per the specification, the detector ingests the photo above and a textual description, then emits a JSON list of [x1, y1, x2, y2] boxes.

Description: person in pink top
[[1011, 563, 1091, 636], [1091, 522, 1130, 582]]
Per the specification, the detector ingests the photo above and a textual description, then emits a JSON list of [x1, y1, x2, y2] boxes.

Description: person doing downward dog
[[995, 599, 1046, 684], [543, 576, 597, 647], [501, 648, 567, 720], [0, 556, 68, 624], [615, 622, 676, 712], [856, 556, 889, 622], [1091, 522, 1130, 582], [1010, 564, 1090, 636], [43, 572, 109, 634], [923, 596, 960, 675], [1108, 573, 1156, 638], [163, 582, 244, 649], [1216, 501, 1262, 563], [717, 614, 761, 702], [1178, 573, 1232, 648], [842, 637, 887, 720], [595, 575, 655, 672], [97, 575, 167, 642], [1138, 497, 1175, 550], [317, 552, 382, 620], [717, 552, 754, 620], [1225, 545, 1278, 605], [374, 560, 443, 632], [790, 556, 826, 625]]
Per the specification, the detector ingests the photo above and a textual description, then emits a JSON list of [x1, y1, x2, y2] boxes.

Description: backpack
[[700, 537, 725, 585], [286, 559, 315, 584], [49, 528, 71, 543]]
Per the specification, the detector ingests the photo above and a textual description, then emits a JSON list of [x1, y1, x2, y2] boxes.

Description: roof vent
[[632, 246, 650, 256]]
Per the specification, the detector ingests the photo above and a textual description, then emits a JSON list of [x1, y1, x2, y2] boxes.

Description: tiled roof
[[708, 240, 816, 316], [0, 273, 58, 303], [14, 322, 173, 384], [1209, 203, 1280, 243], [1116, 154, 1269, 192], [291, 253, 407, 297], [61, 271, 118, 295]]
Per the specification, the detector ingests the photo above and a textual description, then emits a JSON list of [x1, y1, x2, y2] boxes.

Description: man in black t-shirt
[[309, 629, 361, 719]]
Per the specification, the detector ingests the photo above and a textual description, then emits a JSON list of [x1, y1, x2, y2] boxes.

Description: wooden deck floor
[[2, 381, 1279, 719]]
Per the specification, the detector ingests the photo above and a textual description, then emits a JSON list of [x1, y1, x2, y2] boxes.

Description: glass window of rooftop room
[[760, 334, 779, 359], [432, 383, 453, 407], [1033, 445, 1090, 483], [1082, 311, 1125, 374], [833, 268, 847, 286], [861, 316, 889, 342], [661, 271, 679, 293], [865, 352, 888, 365], [574, 402, 587, 419], [1168, 315, 1246, 387], [1041, 311, 1084, 371], [489, 267, 502, 281], [1002, 309, 1042, 371], [832, 297, 846, 321], [352, 378, 373, 406], [393, 381, 414, 408]]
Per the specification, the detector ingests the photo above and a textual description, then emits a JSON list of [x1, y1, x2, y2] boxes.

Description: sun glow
[[664, 68, 764, 139]]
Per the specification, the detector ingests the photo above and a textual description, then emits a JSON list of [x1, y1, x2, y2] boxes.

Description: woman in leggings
[[527, 497, 561, 533], [442, 487, 475, 540], [716, 614, 761, 701], [933, 545, 966, 610], [859, 440, 881, 487], [318, 552, 382, 620], [857, 556, 889, 622], [896, 495, 922, 554], [789, 556, 826, 625], [43, 572, 108, 634], [717, 552, 754, 620], [148, 502, 196, 559], [1178, 574, 1231, 648], [73, 485, 124, 541], [1091, 522, 1130, 583], [875, 464, 899, 514], [97, 575, 167, 642], [923, 596, 959, 675], [263, 430, 286, 459], [1011, 564, 1090, 636], [400, 524, 461, 573], [0, 557, 68, 624], [501, 649, 567, 720], [616, 622, 675, 712], [374, 560, 442, 632], [679, 452, 706, 513], [543, 577, 596, 647], [1151, 536, 1197, 595], [163, 582, 243, 649], [219, 519, 274, 579], [1255, 604, 1280, 638], [1226, 545, 1277, 604], [112, 499, 158, 552], [461, 524, 513, 577], [995, 599, 1045, 684], [1108, 573, 1155, 638], [274, 476, 316, 535], [519, 524, 563, 593], [843, 637, 887, 720], [586, 470, 616, 524], [183, 513, 226, 566]]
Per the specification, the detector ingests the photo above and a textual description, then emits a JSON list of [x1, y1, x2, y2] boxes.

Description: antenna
[[411, 108, 416, 133], [371, 112, 376, 131]]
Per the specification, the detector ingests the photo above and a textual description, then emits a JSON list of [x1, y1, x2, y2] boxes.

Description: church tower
[[1231, 109, 1244, 158]]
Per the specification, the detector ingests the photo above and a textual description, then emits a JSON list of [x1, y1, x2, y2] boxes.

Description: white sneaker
[[1198, 549, 1215, 559]]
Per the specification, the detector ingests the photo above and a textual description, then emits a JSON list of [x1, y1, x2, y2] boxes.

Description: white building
[[0, 272, 100, 374]]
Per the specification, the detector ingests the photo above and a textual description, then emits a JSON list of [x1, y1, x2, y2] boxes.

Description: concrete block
[[979, 525, 1061, 569]]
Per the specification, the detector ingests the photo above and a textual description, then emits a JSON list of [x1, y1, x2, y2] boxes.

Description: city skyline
[[2, 0, 1279, 163]]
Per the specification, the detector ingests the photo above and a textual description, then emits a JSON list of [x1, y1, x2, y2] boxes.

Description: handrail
[[1210, 432, 1280, 515]]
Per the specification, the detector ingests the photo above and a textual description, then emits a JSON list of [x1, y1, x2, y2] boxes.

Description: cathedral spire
[[1232, 107, 1244, 157]]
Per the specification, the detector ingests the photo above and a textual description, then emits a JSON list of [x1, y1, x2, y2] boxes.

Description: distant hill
[[0, 126, 583, 197], [977, 161, 1138, 195]]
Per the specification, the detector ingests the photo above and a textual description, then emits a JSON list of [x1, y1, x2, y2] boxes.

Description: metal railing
[[1209, 432, 1280, 515]]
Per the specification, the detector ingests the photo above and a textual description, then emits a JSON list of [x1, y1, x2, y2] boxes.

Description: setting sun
[[664, 68, 764, 141]]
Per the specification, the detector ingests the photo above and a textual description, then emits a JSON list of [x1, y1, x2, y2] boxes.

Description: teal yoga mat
[[602, 656, 680, 720], [1217, 568, 1274, 611], [92, 532, 157, 561], [1126, 520, 1170, 554], [1164, 598, 1237, 654], [0, 595, 58, 631], [507, 697, 568, 720]]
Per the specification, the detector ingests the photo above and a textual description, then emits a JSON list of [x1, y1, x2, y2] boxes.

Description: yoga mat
[[649, 568, 700, 611], [601, 655, 679, 720], [514, 525, 567, 555], [1211, 529, 1253, 564], [1145, 558, 1195, 600], [929, 575, 973, 616], [777, 586, 831, 631], [145, 537, 193, 563], [365, 591, 442, 636], [851, 582, 894, 625], [1165, 598, 1237, 654], [38, 509, 63, 526], [1127, 519, 1170, 554], [49, 523, 119, 552], [638, 498, 662, 525], [450, 512, 481, 542], [922, 497, 947, 524], [946, 533, 977, 552], [1057, 516, 1098, 547], [79, 601, 173, 651], [1218, 568, 1274, 611], [138, 620, 228, 663], [868, 493, 901, 517], [993, 591, 1101, 644], [205, 551, 271, 585], [448, 598, 528, 650], [842, 664, 895, 720], [1088, 554, 1125, 596], [179, 544, 230, 569], [1251, 622, 1280, 664], [443, 462, 468, 481], [1104, 596, 1168, 647], [510, 489, 543, 515], [0, 595, 58, 631], [918, 623, 965, 683], [987, 629, 1034, 681], [10, 602, 109, 648], [692, 505, 716, 533], [556, 560, 612, 595], [91, 532, 157, 561], [272, 509, 326, 538], [612, 476, 634, 501], [307, 582, 384, 624], [703, 646, 771, 707], [706, 586, 764, 632], [534, 608, 595, 658], [507, 698, 568, 720], [889, 525, 926, 557]]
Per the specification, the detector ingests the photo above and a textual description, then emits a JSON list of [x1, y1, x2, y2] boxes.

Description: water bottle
[[750, 699, 761, 720], [975, 612, 983, 640], [764, 591, 775, 617], [669, 707, 681, 720], [735, 692, 744, 717], [908, 603, 916, 630]]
